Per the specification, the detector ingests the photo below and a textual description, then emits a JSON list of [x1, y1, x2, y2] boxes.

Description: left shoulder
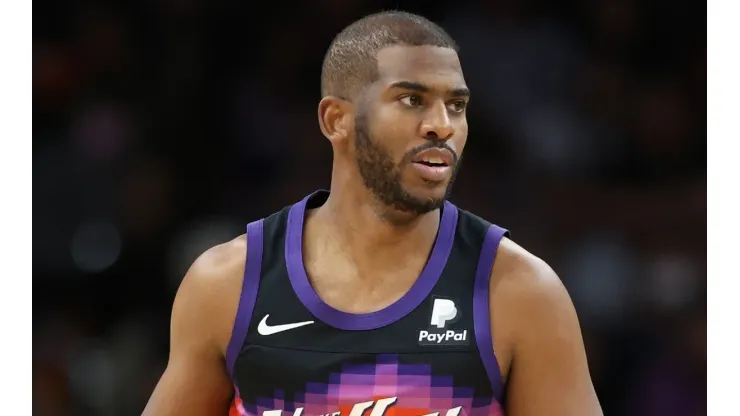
[[489, 237, 581, 350], [455, 207, 571, 315], [490, 237, 568, 307], [487, 237, 602, 414]]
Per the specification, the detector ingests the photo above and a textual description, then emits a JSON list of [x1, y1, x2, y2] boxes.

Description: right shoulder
[[187, 234, 248, 284], [143, 235, 249, 415], [173, 234, 249, 357]]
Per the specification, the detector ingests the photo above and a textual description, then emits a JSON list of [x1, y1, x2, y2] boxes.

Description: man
[[143, 11, 602, 416]]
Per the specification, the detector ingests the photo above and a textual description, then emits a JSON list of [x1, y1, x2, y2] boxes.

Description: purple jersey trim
[[473, 224, 509, 401], [225, 219, 264, 378], [285, 192, 459, 331]]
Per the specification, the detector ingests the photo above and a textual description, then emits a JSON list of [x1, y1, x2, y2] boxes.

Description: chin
[[415, 187, 448, 201], [408, 180, 450, 198], [402, 186, 449, 210]]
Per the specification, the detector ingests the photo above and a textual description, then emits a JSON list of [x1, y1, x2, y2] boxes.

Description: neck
[[313, 164, 442, 263]]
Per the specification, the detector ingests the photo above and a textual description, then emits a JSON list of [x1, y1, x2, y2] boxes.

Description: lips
[[410, 148, 455, 182], [411, 148, 455, 167]]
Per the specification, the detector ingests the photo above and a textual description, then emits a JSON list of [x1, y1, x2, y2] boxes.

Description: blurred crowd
[[33, 0, 706, 415]]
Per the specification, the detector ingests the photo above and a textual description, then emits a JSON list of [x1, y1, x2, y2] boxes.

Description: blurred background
[[33, 0, 706, 415]]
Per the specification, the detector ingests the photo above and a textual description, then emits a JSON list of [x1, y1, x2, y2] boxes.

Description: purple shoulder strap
[[473, 224, 509, 401], [225, 219, 264, 378]]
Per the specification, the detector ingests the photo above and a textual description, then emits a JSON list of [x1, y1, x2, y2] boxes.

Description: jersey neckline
[[284, 190, 459, 331]]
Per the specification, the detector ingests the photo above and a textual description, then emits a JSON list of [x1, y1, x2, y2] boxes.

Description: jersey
[[225, 190, 510, 416]]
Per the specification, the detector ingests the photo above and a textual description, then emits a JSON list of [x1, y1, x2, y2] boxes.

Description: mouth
[[409, 148, 455, 182], [414, 160, 447, 168], [414, 159, 448, 168], [411, 148, 454, 168]]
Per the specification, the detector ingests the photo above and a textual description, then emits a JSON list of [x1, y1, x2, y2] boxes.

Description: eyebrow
[[388, 81, 470, 97]]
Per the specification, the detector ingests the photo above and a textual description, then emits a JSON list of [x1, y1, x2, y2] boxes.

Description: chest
[[233, 269, 502, 416], [303, 248, 433, 315]]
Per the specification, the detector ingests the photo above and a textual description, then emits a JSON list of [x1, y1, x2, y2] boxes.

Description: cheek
[[452, 124, 468, 155], [373, 108, 417, 155]]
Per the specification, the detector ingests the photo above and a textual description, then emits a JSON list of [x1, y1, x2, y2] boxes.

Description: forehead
[[375, 45, 466, 89]]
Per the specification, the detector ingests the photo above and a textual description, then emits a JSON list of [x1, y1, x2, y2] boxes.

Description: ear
[[318, 96, 354, 144]]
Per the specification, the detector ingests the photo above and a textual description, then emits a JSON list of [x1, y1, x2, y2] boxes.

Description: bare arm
[[494, 241, 602, 416], [142, 236, 246, 415]]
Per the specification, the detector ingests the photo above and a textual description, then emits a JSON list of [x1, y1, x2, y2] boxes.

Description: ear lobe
[[318, 96, 353, 143]]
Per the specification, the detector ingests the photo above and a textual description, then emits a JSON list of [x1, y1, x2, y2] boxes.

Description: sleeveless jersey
[[226, 191, 510, 416]]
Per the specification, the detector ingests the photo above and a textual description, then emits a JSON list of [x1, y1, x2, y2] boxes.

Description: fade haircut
[[320, 11, 459, 101]]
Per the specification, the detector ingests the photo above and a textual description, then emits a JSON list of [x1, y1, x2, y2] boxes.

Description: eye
[[399, 95, 423, 108], [447, 100, 467, 113]]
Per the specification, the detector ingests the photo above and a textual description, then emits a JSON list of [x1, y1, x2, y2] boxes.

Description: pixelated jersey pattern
[[229, 354, 503, 416]]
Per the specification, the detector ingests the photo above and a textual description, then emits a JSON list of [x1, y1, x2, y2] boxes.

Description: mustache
[[402, 141, 459, 164]]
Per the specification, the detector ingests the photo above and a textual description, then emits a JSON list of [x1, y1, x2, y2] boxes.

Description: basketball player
[[143, 11, 602, 416]]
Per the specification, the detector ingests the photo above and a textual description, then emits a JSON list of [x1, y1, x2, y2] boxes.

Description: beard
[[354, 114, 461, 216]]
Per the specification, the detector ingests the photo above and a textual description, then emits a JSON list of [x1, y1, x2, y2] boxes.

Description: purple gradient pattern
[[230, 355, 503, 416]]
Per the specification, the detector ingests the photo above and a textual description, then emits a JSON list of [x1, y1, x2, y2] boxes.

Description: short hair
[[320, 11, 459, 101]]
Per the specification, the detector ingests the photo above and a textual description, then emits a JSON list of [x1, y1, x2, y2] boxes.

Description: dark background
[[33, 0, 706, 415]]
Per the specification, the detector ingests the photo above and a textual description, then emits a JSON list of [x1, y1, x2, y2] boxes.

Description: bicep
[[504, 271, 602, 416], [144, 350, 233, 415], [142, 268, 235, 415]]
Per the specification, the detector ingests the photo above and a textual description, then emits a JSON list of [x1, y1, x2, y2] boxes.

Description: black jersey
[[226, 191, 510, 416]]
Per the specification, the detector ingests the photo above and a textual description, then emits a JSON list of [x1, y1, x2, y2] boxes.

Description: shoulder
[[181, 234, 248, 305], [491, 238, 563, 301], [173, 234, 249, 355], [490, 237, 578, 344], [487, 238, 602, 413], [187, 234, 248, 283], [454, 207, 558, 299]]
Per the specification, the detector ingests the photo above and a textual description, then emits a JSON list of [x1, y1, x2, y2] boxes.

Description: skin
[[143, 44, 602, 416], [142, 237, 244, 415]]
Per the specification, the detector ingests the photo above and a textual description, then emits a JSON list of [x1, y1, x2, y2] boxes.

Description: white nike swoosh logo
[[257, 314, 314, 336]]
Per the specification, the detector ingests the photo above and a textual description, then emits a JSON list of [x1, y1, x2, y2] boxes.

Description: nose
[[419, 101, 454, 141]]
